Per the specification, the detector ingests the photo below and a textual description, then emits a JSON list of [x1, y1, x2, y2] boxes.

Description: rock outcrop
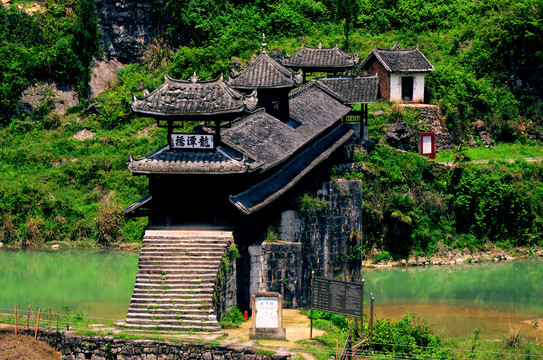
[[94, 0, 156, 62], [472, 119, 496, 147]]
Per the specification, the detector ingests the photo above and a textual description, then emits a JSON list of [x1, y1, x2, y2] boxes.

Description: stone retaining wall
[[21, 329, 291, 360], [248, 180, 363, 308]]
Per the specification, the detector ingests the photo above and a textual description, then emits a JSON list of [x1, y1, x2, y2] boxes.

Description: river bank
[[365, 242, 543, 268]]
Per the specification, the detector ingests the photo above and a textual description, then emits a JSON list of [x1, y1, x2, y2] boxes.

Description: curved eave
[[131, 104, 249, 118], [283, 64, 354, 71], [127, 167, 247, 175], [229, 83, 295, 90]]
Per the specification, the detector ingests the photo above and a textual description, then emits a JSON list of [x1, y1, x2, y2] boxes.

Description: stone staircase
[[125, 229, 233, 333]]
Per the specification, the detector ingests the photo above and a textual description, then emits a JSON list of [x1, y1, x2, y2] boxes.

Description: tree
[[331, 0, 361, 51], [384, 193, 415, 255], [71, 0, 101, 102]]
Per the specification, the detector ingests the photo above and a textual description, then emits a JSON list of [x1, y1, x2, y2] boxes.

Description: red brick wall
[[363, 57, 391, 100]]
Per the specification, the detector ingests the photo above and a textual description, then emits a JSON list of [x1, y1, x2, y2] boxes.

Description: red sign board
[[420, 132, 435, 159]]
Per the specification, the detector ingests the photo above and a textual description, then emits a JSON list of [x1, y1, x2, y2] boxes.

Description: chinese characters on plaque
[[171, 134, 214, 149], [249, 292, 286, 340]]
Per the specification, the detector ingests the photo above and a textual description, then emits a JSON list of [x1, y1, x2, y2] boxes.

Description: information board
[[254, 296, 279, 328], [312, 277, 363, 317]]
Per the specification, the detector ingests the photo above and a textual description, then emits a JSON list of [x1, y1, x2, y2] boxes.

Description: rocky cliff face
[[94, 0, 156, 63]]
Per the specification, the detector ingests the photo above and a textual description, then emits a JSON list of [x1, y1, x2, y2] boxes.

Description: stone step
[[128, 303, 211, 311], [126, 229, 231, 333], [141, 241, 228, 247], [134, 282, 213, 288], [140, 252, 225, 257], [144, 230, 233, 237], [140, 246, 226, 258], [138, 260, 220, 267], [127, 306, 211, 314], [125, 317, 218, 325], [131, 290, 213, 297], [143, 236, 230, 241], [134, 279, 212, 286], [124, 323, 222, 332], [129, 296, 213, 303], [131, 291, 213, 298], [142, 238, 230, 243], [126, 311, 213, 319], [134, 277, 216, 284], [135, 269, 218, 275]]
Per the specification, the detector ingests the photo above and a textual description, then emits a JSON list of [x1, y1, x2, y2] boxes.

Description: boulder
[[472, 119, 496, 147], [384, 122, 417, 151]]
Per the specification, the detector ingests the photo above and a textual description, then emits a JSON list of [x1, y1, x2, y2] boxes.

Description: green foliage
[[264, 231, 280, 243], [369, 314, 448, 357], [450, 161, 543, 247], [219, 305, 244, 328], [344, 146, 543, 256], [309, 310, 349, 332], [372, 251, 391, 264], [72, 0, 101, 100], [298, 193, 329, 214]]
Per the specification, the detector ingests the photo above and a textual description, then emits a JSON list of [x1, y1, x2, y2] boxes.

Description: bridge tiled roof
[[316, 75, 379, 104], [282, 43, 358, 71]]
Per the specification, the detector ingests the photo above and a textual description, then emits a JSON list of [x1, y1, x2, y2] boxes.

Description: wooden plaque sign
[[171, 134, 214, 149]]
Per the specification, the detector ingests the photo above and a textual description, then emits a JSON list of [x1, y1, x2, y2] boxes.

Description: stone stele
[[249, 291, 286, 340]]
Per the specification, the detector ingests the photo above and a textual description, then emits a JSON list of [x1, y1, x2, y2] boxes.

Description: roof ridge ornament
[[190, 72, 199, 83], [318, 42, 323, 49], [262, 33, 266, 53]]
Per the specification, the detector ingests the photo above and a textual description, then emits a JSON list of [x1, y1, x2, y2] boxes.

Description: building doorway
[[401, 76, 414, 101]]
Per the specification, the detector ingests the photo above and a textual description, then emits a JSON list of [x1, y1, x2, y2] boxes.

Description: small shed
[[359, 43, 434, 103]]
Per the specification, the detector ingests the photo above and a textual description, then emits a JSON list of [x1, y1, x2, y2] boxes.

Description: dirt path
[[438, 157, 543, 167], [224, 309, 324, 346], [0, 329, 60, 360]]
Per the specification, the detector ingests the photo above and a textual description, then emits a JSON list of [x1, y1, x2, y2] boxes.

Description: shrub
[[95, 200, 123, 245], [25, 215, 45, 245], [503, 328, 524, 350], [219, 305, 244, 329], [298, 193, 329, 214], [0, 213, 19, 243]]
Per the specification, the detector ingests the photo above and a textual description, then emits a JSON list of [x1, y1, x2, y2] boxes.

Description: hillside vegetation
[[0, 0, 542, 251]]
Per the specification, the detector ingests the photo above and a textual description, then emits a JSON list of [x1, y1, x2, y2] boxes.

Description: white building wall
[[390, 72, 426, 103]]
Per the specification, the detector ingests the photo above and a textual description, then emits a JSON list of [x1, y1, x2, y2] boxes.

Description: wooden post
[[48, 307, 52, 330], [34, 307, 40, 340], [310, 270, 315, 339], [56, 312, 59, 331], [26, 305, 31, 329], [361, 278, 365, 337], [14, 305, 17, 336], [167, 120, 173, 147], [369, 294, 374, 347]]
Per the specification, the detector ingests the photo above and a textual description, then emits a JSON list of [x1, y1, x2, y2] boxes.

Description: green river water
[[0, 250, 541, 339]]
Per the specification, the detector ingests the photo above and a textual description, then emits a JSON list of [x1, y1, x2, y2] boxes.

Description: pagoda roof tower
[[227, 36, 302, 90]]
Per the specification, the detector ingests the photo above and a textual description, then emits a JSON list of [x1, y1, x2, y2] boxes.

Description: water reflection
[[0, 249, 138, 320], [364, 260, 543, 339]]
